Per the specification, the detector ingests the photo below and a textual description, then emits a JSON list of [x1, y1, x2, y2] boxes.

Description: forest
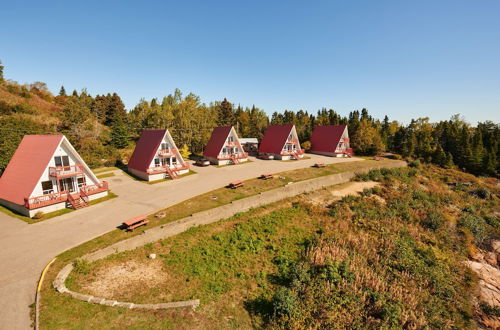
[[0, 60, 498, 177]]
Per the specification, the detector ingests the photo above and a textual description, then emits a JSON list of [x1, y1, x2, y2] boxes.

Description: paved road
[[0, 155, 362, 329]]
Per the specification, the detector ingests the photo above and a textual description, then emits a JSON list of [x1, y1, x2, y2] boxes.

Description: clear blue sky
[[2, 0, 499, 123]]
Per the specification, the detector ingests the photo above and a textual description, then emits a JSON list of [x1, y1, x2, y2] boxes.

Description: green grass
[[96, 172, 115, 179], [37, 159, 402, 326], [92, 167, 119, 174], [40, 165, 498, 328]]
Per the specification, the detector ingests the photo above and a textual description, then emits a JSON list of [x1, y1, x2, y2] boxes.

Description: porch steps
[[230, 156, 239, 165], [165, 167, 179, 180], [68, 194, 89, 210]]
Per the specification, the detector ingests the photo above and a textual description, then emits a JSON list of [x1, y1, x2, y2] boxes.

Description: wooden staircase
[[165, 167, 179, 179], [67, 193, 89, 210], [230, 155, 240, 165]]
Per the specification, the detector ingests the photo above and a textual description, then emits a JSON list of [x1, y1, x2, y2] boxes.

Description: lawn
[[40, 165, 499, 328]]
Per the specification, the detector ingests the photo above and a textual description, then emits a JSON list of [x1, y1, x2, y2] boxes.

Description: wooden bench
[[313, 163, 325, 168], [228, 180, 244, 189], [259, 173, 274, 180], [122, 215, 149, 231]]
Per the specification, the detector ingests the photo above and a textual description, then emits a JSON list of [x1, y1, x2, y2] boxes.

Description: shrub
[[272, 287, 298, 317], [301, 141, 311, 150], [421, 211, 444, 231], [472, 188, 491, 200], [458, 214, 487, 244], [409, 159, 421, 168], [33, 211, 44, 219]]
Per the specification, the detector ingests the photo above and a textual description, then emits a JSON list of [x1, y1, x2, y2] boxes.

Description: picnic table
[[259, 173, 274, 180], [122, 215, 149, 231], [228, 180, 244, 189]]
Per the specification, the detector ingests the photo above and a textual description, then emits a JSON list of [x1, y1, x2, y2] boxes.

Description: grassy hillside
[[40, 165, 499, 328]]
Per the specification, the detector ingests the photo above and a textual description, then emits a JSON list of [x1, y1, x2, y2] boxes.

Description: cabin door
[[60, 178, 75, 193]]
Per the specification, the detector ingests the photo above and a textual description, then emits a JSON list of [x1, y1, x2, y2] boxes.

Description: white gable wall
[[218, 127, 243, 156], [147, 130, 186, 169], [335, 127, 350, 151], [30, 137, 100, 198]]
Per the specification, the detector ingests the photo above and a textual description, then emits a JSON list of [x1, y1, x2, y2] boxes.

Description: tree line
[[0, 65, 497, 177]]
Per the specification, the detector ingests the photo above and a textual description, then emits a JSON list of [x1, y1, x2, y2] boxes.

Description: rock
[[155, 212, 166, 218], [492, 240, 500, 254], [464, 261, 500, 308], [148, 253, 156, 259], [485, 252, 497, 266]]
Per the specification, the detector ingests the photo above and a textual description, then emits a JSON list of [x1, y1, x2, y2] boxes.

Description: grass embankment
[[40, 164, 499, 328]]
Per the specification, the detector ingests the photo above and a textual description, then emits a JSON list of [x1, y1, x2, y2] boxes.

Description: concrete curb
[[53, 263, 200, 310], [53, 160, 406, 310], [35, 257, 56, 330]]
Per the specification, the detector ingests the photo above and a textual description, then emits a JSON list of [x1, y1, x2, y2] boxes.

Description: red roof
[[128, 130, 166, 172], [258, 124, 296, 154], [0, 135, 64, 205], [203, 126, 233, 159], [310, 125, 347, 153]]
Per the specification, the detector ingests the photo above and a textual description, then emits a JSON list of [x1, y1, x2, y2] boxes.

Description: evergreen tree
[[432, 145, 447, 167], [0, 60, 4, 82], [72, 89, 78, 97], [110, 118, 129, 149], [217, 98, 235, 126], [59, 86, 67, 96]]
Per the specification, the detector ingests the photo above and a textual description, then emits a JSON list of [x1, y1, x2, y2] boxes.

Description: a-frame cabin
[[310, 125, 353, 157], [0, 135, 109, 218], [258, 124, 304, 160], [128, 129, 190, 181], [203, 126, 248, 165]]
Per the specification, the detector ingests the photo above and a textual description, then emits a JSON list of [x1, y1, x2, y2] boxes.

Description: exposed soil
[[83, 260, 168, 299], [305, 181, 380, 206]]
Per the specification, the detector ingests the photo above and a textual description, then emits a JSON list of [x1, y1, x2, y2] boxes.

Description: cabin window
[[223, 148, 227, 154], [171, 156, 177, 165], [77, 177, 85, 188], [41, 181, 54, 195], [288, 134, 292, 140], [154, 158, 160, 167], [228, 136, 234, 142], [54, 156, 69, 167], [161, 143, 168, 150]]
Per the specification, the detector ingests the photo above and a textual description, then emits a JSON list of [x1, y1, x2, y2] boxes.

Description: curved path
[[0, 155, 362, 329]]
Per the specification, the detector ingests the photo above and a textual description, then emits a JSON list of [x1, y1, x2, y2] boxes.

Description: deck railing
[[146, 163, 190, 174], [218, 152, 248, 160], [158, 148, 176, 158], [24, 191, 69, 209], [49, 164, 84, 178], [80, 181, 109, 196], [281, 149, 304, 156]]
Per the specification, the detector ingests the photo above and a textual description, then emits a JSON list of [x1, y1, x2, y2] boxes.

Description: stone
[[485, 252, 497, 266], [148, 253, 156, 259], [155, 212, 166, 218]]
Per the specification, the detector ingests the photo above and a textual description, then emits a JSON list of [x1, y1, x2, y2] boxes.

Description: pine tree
[[110, 118, 129, 149], [445, 152, 454, 168], [217, 98, 235, 126], [59, 86, 67, 96], [72, 90, 78, 97], [0, 60, 4, 82], [432, 145, 447, 167]]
